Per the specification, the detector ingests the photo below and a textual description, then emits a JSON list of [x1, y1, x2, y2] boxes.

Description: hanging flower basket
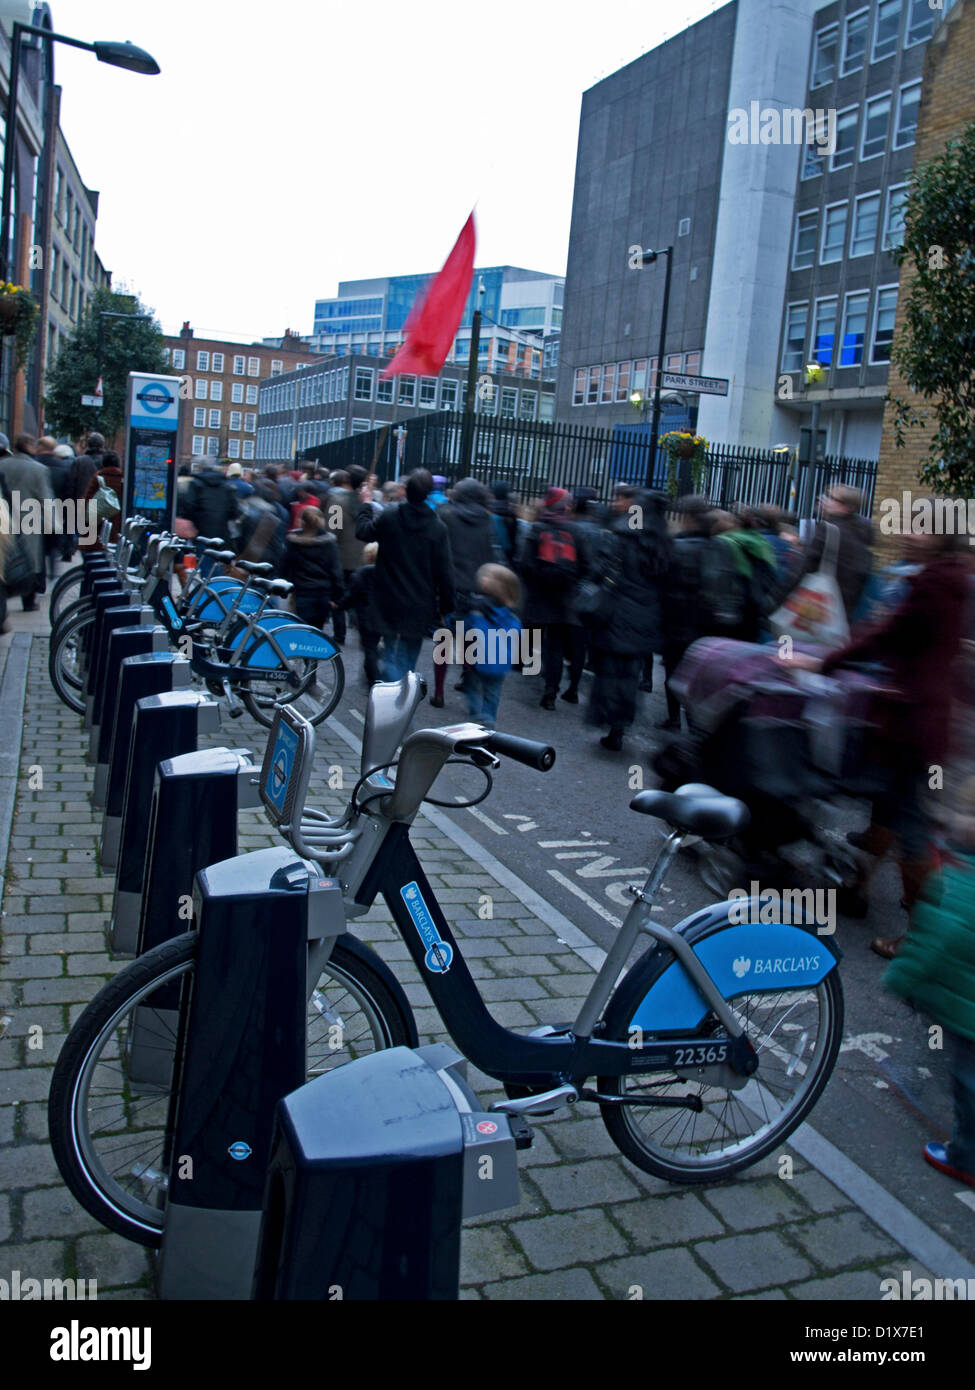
[[660, 430, 709, 497], [0, 281, 39, 370]]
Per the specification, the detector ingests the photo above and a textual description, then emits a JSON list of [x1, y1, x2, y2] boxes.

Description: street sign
[[661, 371, 729, 396], [80, 394, 104, 408]]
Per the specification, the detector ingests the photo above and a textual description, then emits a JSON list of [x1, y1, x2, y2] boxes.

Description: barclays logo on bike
[[732, 955, 821, 979], [401, 881, 453, 974]]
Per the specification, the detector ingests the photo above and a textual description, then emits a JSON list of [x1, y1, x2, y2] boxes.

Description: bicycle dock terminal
[[91, 652, 192, 810], [107, 692, 222, 936]]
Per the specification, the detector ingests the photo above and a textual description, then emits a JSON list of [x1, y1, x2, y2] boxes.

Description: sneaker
[[923, 1142, 975, 1188], [560, 689, 579, 704], [540, 696, 556, 711]]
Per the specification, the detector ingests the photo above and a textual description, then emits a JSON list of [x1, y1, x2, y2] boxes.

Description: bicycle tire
[[49, 566, 86, 624], [48, 608, 94, 711], [240, 651, 345, 728], [48, 931, 415, 1246], [49, 594, 95, 645], [597, 917, 843, 1184]]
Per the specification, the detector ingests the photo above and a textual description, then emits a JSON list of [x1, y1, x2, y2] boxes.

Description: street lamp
[[639, 246, 673, 488], [0, 23, 159, 281]]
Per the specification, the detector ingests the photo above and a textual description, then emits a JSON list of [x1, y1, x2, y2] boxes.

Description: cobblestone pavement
[[0, 615, 969, 1301]]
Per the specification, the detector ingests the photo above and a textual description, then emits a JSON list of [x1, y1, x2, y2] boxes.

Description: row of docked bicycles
[[47, 518, 344, 727]]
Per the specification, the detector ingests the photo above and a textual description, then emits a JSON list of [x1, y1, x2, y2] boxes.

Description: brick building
[[871, 0, 975, 542], [162, 323, 322, 467]]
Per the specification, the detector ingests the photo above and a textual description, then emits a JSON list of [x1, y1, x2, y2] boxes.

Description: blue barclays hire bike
[[48, 528, 344, 727], [49, 677, 843, 1245]]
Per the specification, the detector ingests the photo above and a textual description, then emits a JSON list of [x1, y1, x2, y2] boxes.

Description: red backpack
[[534, 524, 579, 587]]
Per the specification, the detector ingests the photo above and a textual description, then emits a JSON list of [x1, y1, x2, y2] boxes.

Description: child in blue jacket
[[463, 564, 522, 728]]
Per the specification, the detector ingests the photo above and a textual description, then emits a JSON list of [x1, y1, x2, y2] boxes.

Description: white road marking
[[466, 806, 508, 835], [347, 708, 364, 723], [538, 839, 611, 848], [840, 1032, 894, 1062], [547, 870, 623, 928], [577, 854, 649, 879], [955, 1191, 975, 1213], [555, 851, 607, 859]]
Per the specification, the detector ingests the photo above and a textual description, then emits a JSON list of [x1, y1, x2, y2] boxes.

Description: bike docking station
[[81, 586, 136, 722], [88, 615, 168, 767], [253, 1043, 519, 1300], [101, 688, 221, 875], [91, 652, 192, 810]]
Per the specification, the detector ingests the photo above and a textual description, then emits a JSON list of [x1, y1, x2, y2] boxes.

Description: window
[[861, 94, 891, 160], [616, 361, 632, 402], [229, 411, 242, 431], [480, 380, 496, 415], [831, 108, 858, 169], [906, 0, 934, 44], [420, 376, 437, 407], [872, 286, 899, 361], [377, 376, 393, 404], [839, 291, 870, 365], [500, 388, 518, 419], [271, 360, 283, 375], [50, 247, 58, 297], [587, 366, 600, 405], [233, 355, 245, 375], [195, 378, 208, 400], [601, 364, 616, 403], [351, 419, 372, 434], [872, 0, 901, 61], [440, 378, 458, 410], [172, 349, 185, 370], [802, 141, 824, 180], [246, 384, 258, 405], [210, 380, 223, 401], [247, 356, 260, 376], [244, 413, 256, 433], [192, 436, 205, 454], [842, 8, 868, 73], [193, 407, 206, 428], [211, 353, 224, 373], [398, 375, 416, 406], [353, 366, 374, 401], [231, 382, 244, 404], [782, 303, 808, 373], [821, 203, 848, 263], [665, 354, 682, 374], [811, 24, 838, 86], [632, 359, 648, 393], [196, 351, 210, 371], [243, 440, 255, 460], [850, 193, 881, 257], [812, 297, 838, 365], [684, 352, 701, 376], [792, 210, 818, 269], [884, 185, 908, 248], [341, 366, 349, 400], [573, 368, 586, 406], [209, 409, 221, 428], [519, 390, 537, 420], [895, 81, 921, 147], [206, 437, 220, 457]]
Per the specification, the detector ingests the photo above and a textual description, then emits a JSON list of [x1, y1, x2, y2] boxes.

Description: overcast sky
[[50, 0, 721, 343]]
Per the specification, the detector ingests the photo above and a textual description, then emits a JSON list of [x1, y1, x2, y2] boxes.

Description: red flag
[[380, 212, 476, 379]]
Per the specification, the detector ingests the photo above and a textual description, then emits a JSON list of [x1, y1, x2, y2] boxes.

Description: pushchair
[[652, 637, 901, 908]]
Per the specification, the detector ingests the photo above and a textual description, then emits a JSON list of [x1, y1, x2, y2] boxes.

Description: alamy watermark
[[0, 492, 99, 547], [1, 1269, 97, 1300], [727, 101, 836, 153], [727, 881, 836, 935], [879, 493, 975, 544], [431, 621, 541, 676]]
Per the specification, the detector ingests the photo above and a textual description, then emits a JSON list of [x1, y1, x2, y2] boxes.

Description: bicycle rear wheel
[[48, 608, 93, 712], [597, 923, 843, 1183], [240, 651, 344, 727], [48, 932, 415, 1246], [49, 565, 85, 624]]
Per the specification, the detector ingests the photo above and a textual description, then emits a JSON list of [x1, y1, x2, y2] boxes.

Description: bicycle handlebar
[[482, 731, 556, 772]]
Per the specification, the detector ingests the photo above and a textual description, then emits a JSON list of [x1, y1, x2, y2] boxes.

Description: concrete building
[[556, 0, 957, 461], [163, 324, 322, 467], [310, 265, 562, 382], [257, 354, 555, 467]]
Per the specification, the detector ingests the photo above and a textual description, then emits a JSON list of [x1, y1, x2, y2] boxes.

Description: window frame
[[883, 183, 908, 250], [839, 290, 871, 367], [894, 80, 922, 149], [871, 0, 902, 63], [860, 91, 892, 162], [196, 350, 210, 372], [870, 283, 900, 363], [820, 200, 849, 265], [792, 210, 819, 270], [812, 295, 839, 366], [830, 106, 859, 170], [841, 7, 869, 74], [233, 354, 245, 375], [781, 301, 809, 374], [905, 0, 934, 45], [850, 191, 881, 257]]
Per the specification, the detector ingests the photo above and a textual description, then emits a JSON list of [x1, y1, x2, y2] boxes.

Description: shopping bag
[[769, 523, 850, 649]]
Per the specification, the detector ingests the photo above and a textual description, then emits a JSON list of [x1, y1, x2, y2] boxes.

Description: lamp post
[[0, 24, 159, 282], [640, 246, 673, 488]]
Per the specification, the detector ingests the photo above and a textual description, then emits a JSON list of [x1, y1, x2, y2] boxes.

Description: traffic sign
[[80, 394, 104, 408], [661, 372, 729, 396]]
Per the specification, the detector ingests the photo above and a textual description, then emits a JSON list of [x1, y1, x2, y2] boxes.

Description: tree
[[887, 120, 975, 492], [44, 286, 168, 440]]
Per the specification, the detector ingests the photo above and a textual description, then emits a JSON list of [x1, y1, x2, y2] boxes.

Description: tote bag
[[769, 522, 850, 649]]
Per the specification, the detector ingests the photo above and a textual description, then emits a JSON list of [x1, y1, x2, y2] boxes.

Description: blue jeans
[[382, 634, 422, 683], [465, 671, 505, 726], [948, 1031, 975, 1171]]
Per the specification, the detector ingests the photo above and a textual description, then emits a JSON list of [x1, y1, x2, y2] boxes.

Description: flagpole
[[461, 276, 485, 474]]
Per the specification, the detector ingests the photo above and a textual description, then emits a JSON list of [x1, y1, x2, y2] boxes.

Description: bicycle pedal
[[508, 1115, 534, 1150]]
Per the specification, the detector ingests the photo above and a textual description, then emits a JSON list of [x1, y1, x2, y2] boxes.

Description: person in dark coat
[[791, 484, 873, 621], [281, 506, 343, 633], [67, 431, 106, 516], [0, 433, 52, 610], [521, 487, 589, 709], [432, 477, 495, 706], [337, 541, 383, 686], [586, 486, 671, 751], [79, 447, 124, 549], [489, 479, 520, 566], [327, 468, 366, 646], [180, 458, 240, 548], [658, 495, 717, 730], [788, 524, 969, 956], [355, 468, 455, 681]]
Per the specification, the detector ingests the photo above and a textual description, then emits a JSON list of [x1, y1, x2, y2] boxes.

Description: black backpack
[[533, 522, 579, 588]]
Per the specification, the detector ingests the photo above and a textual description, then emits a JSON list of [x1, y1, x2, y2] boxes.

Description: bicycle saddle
[[254, 577, 293, 598], [630, 783, 749, 840], [202, 549, 237, 564], [237, 560, 274, 576], [195, 535, 225, 549]]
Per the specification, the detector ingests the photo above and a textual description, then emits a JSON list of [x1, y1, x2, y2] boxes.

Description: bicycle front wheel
[[48, 608, 93, 711], [48, 931, 415, 1246], [240, 651, 344, 727], [597, 927, 843, 1184], [49, 565, 85, 624]]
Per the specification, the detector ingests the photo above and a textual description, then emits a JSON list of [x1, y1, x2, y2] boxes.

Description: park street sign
[[662, 371, 729, 396], [80, 394, 104, 408]]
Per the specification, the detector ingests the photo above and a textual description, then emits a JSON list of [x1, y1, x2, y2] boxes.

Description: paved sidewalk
[[0, 623, 970, 1300]]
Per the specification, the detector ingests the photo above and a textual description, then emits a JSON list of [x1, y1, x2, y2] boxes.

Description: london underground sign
[[123, 371, 182, 528]]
